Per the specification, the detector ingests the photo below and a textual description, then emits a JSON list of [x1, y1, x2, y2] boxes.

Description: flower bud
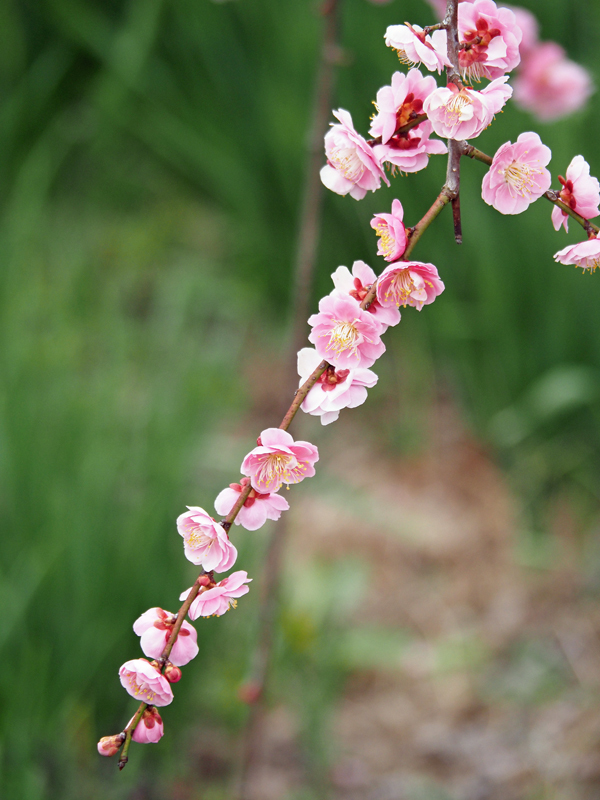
[[164, 662, 182, 683], [97, 733, 125, 757]]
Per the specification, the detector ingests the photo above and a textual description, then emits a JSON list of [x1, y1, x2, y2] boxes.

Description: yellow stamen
[[501, 154, 544, 198], [375, 222, 395, 259], [322, 318, 363, 358], [331, 147, 365, 183]]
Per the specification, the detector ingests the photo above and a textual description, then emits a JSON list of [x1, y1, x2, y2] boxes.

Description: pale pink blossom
[[330, 260, 400, 329], [130, 707, 164, 744], [297, 347, 378, 425], [181, 571, 252, 620], [374, 119, 447, 174], [377, 262, 445, 310], [176, 506, 237, 572], [321, 109, 388, 200], [481, 131, 551, 215], [551, 156, 600, 233], [214, 477, 289, 531], [371, 199, 408, 262], [308, 293, 385, 370], [369, 69, 439, 145], [423, 77, 512, 140], [97, 734, 124, 757], [458, 0, 522, 82], [509, 6, 539, 59], [133, 607, 199, 667], [385, 24, 451, 74], [119, 658, 174, 707], [241, 428, 319, 494], [514, 42, 593, 122], [554, 236, 600, 273]]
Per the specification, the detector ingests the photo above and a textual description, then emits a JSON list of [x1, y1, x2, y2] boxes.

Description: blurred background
[[2, 0, 600, 798]]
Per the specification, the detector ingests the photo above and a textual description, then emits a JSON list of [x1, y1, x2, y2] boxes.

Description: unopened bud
[[97, 733, 125, 757], [198, 574, 212, 587], [164, 662, 182, 683]]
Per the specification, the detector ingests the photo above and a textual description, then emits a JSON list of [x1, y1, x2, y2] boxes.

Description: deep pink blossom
[[551, 156, 600, 232], [554, 236, 600, 273], [330, 261, 400, 329], [320, 109, 388, 200], [297, 347, 378, 425], [176, 506, 237, 572], [130, 707, 164, 744], [458, 0, 522, 82], [374, 119, 447, 174], [481, 131, 551, 215], [377, 262, 445, 311], [241, 428, 319, 494], [214, 477, 289, 531], [514, 42, 593, 122], [308, 293, 385, 370], [133, 607, 198, 667], [371, 199, 408, 262], [119, 658, 173, 707], [369, 69, 439, 145], [385, 24, 451, 74], [423, 77, 512, 140], [181, 571, 252, 620]]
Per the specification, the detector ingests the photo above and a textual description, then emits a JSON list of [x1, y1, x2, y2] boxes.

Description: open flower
[[554, 236, 600, 273], [298, 347, 378, 425], [321, 109, 388, 200], [551, 155, 600, 232], [384, 24, 451, 73], [130, 707, 164, 744], [376, 262, 445, 310], [181, 571, 252, 620], [330, 260, 400, 329], [308, 293, 385, 370], [214, 477, 289, 531], [423, 77, 512, 140], [374, 119, 447, 175], [371, 199, 407, 262], [369, 69, 439, 145], [241, 428, 319, 494], [133, 608, 199, 666], [458, 0, 522, 82], [176, 507, 237, 572], [481, 131, 551, 214], [119, 659, 174, 707]]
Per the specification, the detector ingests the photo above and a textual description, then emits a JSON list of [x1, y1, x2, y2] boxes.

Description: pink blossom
[[513, 42, 593, 122], [97, 734, 124, 757], [119, 658, 174, 707], [369, 69, 439, 145], [330, 260, 400, 329], [241, 428, 319, 494], [214, 477, 289, 531], [423, 77, 512, 140], [308, 293, 385, 370], [297, 347, 378, 425], [181, 571, 252, 620], [133, 607, 199, 667], [481, 131, 551, 215], [384, 24, 451, 74], [551, 156, 600, 233], [554, 236, 600, 273], [376, 262, 445, 310], [458, 0, 522, 82], [130, 707, 164, 744], [371, 199, 408, 262], [176, 506, 237, 572], [320, 109, 389, 200], [509, 6, 539, 59], [374, 119, 447, 174]]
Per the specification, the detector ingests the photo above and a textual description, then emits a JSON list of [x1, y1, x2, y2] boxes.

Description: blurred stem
[[118, 703, 145, 770], [404, 192, 453, 259]]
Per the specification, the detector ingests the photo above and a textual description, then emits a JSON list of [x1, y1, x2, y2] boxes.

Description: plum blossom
[[97, 734, 125, 757], [554, 236, 600, 273], [119, 658, 174, 707], [509, 5, 538, 59], [308, 293, 385, 370], [371, 199, 408, 262], [214, 477, 289, 531], [423, 77, 512, 140], [513, 42, 593, 122], [481, 131, 551, 215], [384, 24, 451, 74], [133, 607, 199, 666], [297, 347, 378, 425], [176, 506, 237, 572], [374, 119, 447, 174], [458, 0, 522, 82], [330, 260, 400, 329], [321, 109, 388, 200], [369, 69, 438, 145], [130, 707, 164, 744], [377, 262, 445, 311], [241, 427, 319, 494], [181, 571, 252, 620], [551, 156, 600, 232]]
